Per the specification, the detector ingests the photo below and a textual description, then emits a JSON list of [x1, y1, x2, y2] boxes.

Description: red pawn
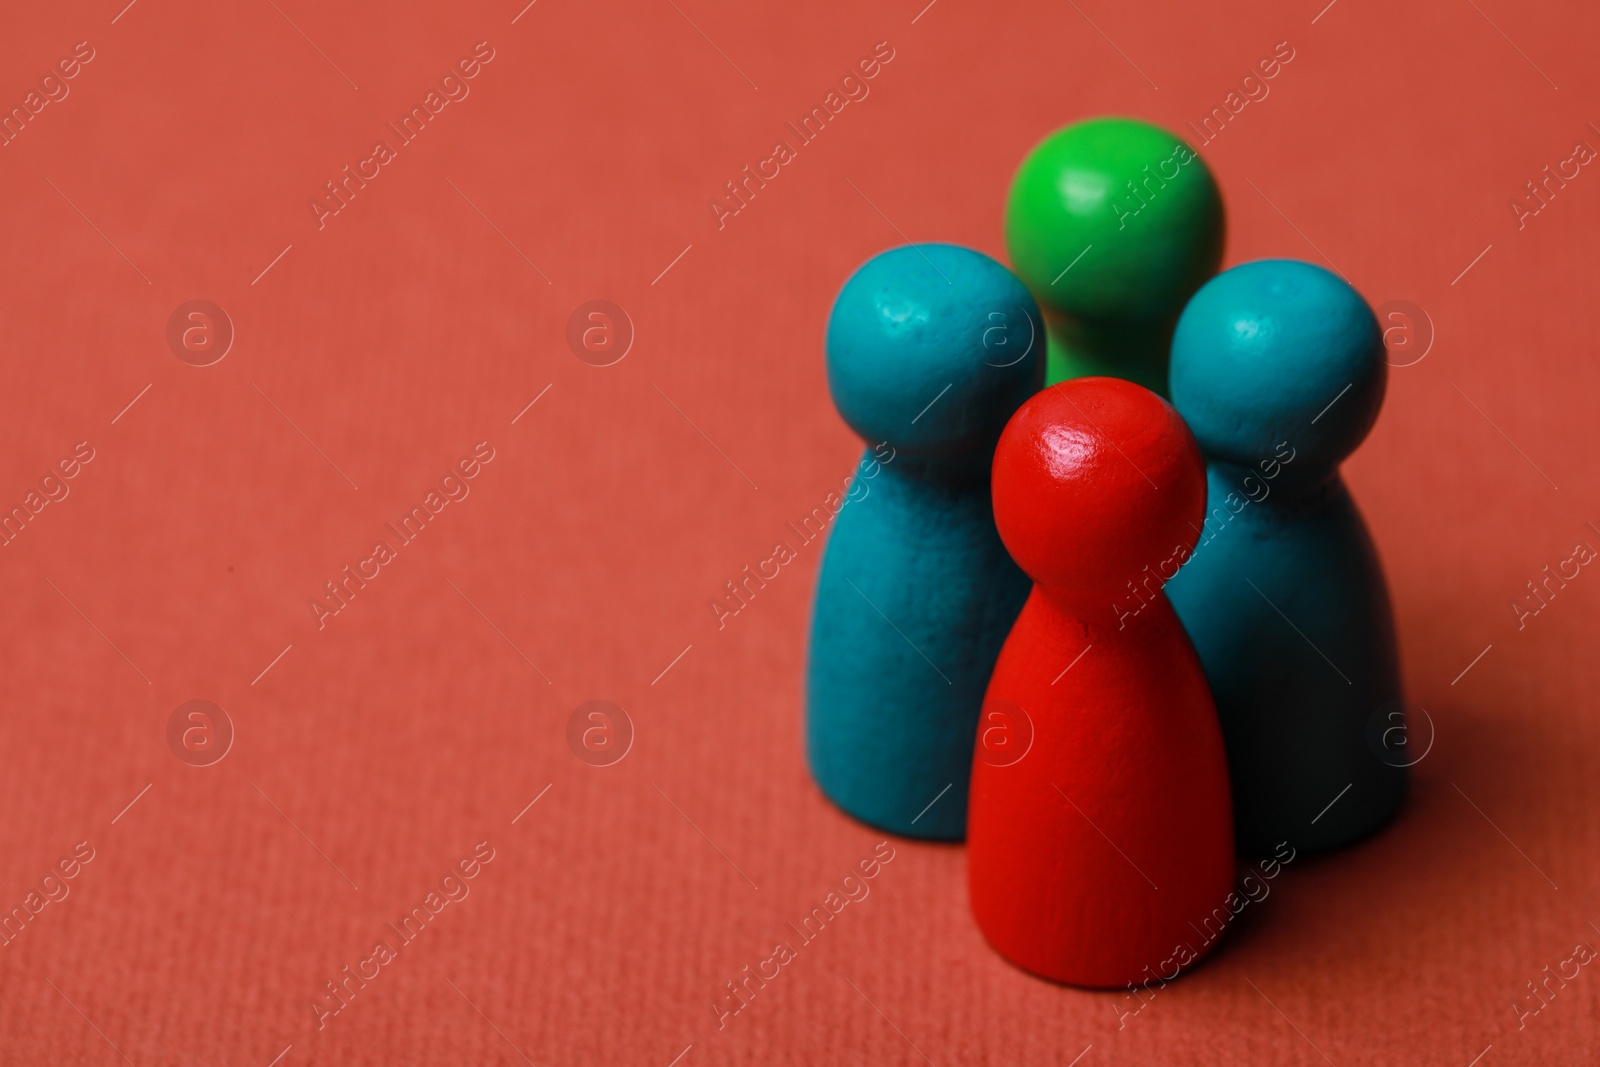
[[967, 377, 1235, 988]]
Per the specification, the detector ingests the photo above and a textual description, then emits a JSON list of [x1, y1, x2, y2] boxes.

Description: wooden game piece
[[1004, 117, 1224, 394], [1164, 258, 1406, 856], [806, 243, 1044, 840], [966, 377, 1235, 987]]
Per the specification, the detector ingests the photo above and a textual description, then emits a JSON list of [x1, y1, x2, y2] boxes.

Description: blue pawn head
[[826, 244, 1045, 471], [1170, 259, 1385, 490]]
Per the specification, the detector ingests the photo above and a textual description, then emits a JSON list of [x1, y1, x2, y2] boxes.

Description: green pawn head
[[1005, 117, 1225, 390]]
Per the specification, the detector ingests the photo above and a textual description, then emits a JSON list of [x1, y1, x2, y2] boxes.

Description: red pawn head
[[992, 377, 1207, 602]]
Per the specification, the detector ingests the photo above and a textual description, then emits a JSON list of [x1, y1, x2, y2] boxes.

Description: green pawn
[[1005, 117, 1224, 394]]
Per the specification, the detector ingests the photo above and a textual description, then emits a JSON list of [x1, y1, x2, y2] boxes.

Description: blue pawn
[[806, 243, 1043, 840], [1164, 259, 1406, 856]]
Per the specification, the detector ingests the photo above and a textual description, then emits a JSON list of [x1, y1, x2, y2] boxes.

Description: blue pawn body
[[1164, 259, 1406, 856], [806, 244, 1043, 840]]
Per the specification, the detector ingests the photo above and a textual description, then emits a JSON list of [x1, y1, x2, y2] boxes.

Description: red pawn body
[[967, 378, 1236, 988]]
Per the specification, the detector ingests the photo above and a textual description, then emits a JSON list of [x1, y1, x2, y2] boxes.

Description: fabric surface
[[0, 0, 1595, 1064]]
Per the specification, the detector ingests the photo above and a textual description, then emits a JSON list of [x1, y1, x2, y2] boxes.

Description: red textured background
[[0, 0, 1596, 1063]]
